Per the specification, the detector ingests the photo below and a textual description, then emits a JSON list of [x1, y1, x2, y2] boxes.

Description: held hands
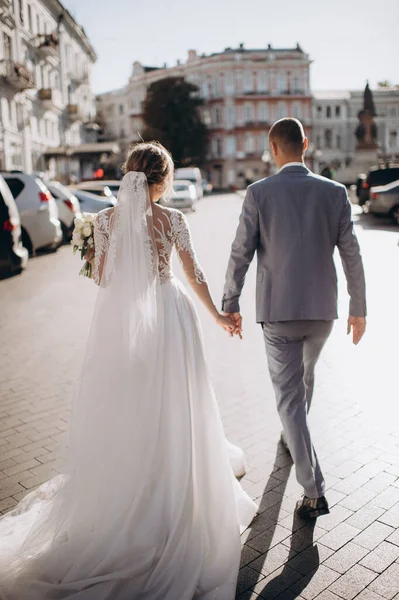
[[218, 312, 243, 339], [347, 315, 366, 345]]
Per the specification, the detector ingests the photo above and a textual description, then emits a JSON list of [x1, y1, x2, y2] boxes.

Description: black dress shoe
[[295, 495, 330, 519]]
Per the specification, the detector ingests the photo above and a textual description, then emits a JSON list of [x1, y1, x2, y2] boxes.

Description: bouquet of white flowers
[[71, 213, 96, 278]]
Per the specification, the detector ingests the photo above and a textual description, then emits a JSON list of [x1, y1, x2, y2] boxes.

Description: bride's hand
[[215, 313, 236, 335]]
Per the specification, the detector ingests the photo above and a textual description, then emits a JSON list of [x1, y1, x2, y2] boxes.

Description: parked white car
[[44, 181, 82, 241], [168, 180, 198, 210], [175, 168, 203, 199], [1, 172, 62, 254], [71, 189, 115, 213], [368, 180, 399, 225], [0, 174, 28, 276], [71, 181, 118, 203]]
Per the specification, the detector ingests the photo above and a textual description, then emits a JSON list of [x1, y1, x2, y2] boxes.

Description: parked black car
[[356, 165, 399, 207], [0, 175, 28, 277]]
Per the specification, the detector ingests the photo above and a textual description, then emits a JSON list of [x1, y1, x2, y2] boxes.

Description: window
[[278, 72, 286, 94], [226, 72, 234, 95], [19, 0, 24, 25], [316, 135, 321, 149], [244, 71, 253, 92], [258, 102, 268, 122], [4, 178, 25, 199], [3, 34, 12, 60], [119, 104, 124, 115], [324, 129, 332, 149], [226, 136, 236, 156], [390, 107, 396, 117], [278, 101, 288, 119], [336, 134, 341, 149], [244, 102, 253, 122], [390, 131, 398, 148], [292, 102, 302, 119], [326, 106, 332, 118], [27, 3, 32, 31], [226, 106, 234, 128], [259, 132, 268, 152], [244, 133, 255, 154], [335, 105, 341, 117], [258, 71, 268, 93], [36, 13, 40, 33], [215, 107, 222, 125], [317, 105, 322, 117], [293, 74, 301, 93], [216, 138, 223, 157]]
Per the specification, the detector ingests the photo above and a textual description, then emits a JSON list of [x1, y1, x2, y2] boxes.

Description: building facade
[[0, 0, 108, 181], [312, 88, 399, 180], [97, 44, 313, 188]]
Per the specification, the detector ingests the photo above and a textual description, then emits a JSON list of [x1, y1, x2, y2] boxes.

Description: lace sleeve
[[93, 209, 112, 286], [171, 210, 206, 285]]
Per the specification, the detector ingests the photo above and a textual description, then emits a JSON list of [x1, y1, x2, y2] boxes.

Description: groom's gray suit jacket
[[222, 165, 366, 323]]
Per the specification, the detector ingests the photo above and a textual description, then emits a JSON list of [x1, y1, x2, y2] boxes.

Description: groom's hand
[[347, 315, 366, 345], [223, 312, 243, 339]]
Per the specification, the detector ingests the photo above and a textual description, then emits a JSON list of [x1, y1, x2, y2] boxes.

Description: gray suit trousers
[[262, 320, 333, 498]]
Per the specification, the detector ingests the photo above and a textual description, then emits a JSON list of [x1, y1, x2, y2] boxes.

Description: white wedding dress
[[0, 172, 257, 600]]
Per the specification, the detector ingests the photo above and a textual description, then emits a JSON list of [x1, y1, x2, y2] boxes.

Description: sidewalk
[[0, 193, 398, 599]]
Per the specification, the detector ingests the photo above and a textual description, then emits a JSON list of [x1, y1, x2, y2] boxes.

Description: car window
[[4, 178, 25, 199], [80, 188, 102, 196], [368, 169, 399, 186], [174, 184, 190, 191], [0, 191, 8, 222]]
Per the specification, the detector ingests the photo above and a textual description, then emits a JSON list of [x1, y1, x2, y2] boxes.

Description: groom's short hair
[[269, 118, 305, 154]]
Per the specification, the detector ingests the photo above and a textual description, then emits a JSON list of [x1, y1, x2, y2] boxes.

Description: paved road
[[1, 193, 399, 599]]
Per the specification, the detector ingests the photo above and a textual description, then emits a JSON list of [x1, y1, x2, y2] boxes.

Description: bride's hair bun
[[122, 141, 174, 197]]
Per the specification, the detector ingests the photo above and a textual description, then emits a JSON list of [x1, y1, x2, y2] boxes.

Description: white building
[[0, 0, 115, 181], [97, 44, 313, 188], [312, 87, 399, 181]]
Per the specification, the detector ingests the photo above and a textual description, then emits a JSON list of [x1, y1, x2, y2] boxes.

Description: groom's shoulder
[[248, 175, 278, 197], [309, 172, 347, 192]]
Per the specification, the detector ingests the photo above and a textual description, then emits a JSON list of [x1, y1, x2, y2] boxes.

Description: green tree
[[142, 77, 209, 167]]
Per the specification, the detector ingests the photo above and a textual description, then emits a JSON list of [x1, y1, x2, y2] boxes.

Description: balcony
[[68, 71, 89, 87], [0, 0, 15, 26], [66, 103, 83, 122], [0, 60, 35, 91], [38, 88, 62, 110], [36, 33, 59, 59]]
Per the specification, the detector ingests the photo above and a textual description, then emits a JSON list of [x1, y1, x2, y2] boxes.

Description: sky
[[62, 0, 398, 96]]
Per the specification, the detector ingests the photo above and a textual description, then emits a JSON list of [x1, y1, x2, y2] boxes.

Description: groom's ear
[[303, 137, 309, 153]]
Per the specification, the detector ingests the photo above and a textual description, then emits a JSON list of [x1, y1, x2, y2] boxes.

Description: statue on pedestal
[[355, 82, 378, 149]]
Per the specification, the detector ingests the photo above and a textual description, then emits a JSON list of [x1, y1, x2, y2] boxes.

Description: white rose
[[87, 238, 94, 248], [84, 213, 95, 224], [72, 232, 83, 247], [82, 224, 92, 238], [74, 218, 83, 231]]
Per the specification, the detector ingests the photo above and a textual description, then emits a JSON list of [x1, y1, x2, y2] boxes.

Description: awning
[[44, 142, 121, 158]]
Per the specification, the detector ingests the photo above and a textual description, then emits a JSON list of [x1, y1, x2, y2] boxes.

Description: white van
[[175, 168, 203, 199]]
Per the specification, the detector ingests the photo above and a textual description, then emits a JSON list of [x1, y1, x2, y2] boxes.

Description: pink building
[[99, 44, 313, 189]]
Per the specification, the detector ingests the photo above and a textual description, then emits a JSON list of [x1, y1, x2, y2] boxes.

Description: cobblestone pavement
[[1, 193, 399, 599]]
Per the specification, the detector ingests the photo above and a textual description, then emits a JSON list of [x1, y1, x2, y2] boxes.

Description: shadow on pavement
[[236, 443, 320, 599]]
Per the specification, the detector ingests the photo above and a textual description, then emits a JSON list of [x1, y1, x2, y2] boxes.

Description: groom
[[222, 118, 366, 519]]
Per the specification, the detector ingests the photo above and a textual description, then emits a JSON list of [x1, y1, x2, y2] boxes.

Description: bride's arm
[[173, 212, 235, 334]]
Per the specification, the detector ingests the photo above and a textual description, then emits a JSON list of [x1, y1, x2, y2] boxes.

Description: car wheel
[[21, 228, 33, 255], [60, 222, 71, 243], [390, 205, 399, 226]]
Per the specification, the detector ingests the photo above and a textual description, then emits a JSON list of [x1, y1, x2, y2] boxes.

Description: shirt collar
[[279, 162, 306, 173]]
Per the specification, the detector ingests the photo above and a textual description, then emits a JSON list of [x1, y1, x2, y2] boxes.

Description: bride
[[0, 142, 257, 599]]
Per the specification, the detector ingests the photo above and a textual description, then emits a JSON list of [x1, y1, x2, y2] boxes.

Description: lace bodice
[[153, 208, 206, 285], [92, 206, 206, 287]]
